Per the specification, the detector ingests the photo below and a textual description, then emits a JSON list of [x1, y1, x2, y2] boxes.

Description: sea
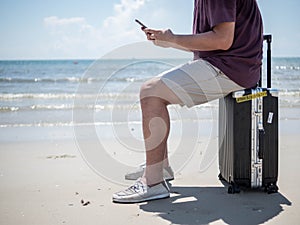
[[0, 58, 299, 136]]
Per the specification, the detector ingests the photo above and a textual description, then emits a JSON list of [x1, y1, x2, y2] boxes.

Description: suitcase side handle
[[259, 129, 265, 159]]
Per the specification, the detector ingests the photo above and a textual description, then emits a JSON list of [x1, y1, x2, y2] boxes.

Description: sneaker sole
[[112, 193, 170, 204], [125, 176, 174, 182]]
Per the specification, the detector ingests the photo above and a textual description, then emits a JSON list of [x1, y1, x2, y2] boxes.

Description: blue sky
[[0, 0, 299, 59]]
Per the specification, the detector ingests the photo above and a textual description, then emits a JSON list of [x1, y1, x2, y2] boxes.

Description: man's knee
[[140, 77, 162, 100], [140, 77, 182, 106]]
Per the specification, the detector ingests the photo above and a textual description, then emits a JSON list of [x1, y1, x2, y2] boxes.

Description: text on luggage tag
[[236, 91, 268, 103]]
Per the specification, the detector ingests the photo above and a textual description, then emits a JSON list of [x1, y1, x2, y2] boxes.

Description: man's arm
[[144, 22, 235, 51], [149, 39, 193, 52]]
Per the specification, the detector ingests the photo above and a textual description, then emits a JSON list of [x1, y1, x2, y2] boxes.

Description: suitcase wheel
[[228, 183, 240, 194], [218, 173, 226, 181], [265, 183, 279, 194]]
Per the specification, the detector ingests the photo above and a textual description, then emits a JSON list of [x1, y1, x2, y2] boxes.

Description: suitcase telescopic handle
[[262, 35, 272, 88]]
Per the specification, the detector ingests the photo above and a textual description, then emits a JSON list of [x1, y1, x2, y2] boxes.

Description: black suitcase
[[218, 35, 279, 194]]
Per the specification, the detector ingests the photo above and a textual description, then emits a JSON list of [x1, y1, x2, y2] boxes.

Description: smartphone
[[135, 19, 147, 29]]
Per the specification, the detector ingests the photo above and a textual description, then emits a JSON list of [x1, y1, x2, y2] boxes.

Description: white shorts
[[159, 59, 244, 107]]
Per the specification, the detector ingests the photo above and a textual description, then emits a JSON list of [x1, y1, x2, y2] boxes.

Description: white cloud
[[103, 0, 148, 29], [44, 0, 150, 59], [44, 16, 86, 26]]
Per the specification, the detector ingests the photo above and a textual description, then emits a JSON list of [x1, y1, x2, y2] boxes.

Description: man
[[113, 0, 263, 203]]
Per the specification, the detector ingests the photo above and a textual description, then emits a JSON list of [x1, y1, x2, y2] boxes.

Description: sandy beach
[[0, 114, 299, 225]]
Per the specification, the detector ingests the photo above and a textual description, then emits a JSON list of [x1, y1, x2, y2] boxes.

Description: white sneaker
[[125, 163, 174, 181], [112, 178, 170, 203]]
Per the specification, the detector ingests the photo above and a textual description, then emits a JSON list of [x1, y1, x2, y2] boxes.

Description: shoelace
[[127, 181, 146, 193]]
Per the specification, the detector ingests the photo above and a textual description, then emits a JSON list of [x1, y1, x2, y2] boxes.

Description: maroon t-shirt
[[193, 0, 263, 88]]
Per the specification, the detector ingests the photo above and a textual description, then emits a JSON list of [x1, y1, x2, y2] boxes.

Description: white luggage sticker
[[267, 112, 274, 124]]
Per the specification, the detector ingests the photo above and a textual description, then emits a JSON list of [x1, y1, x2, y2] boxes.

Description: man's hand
[[143, 28, 175, 42], [142, 28, 191, 51]]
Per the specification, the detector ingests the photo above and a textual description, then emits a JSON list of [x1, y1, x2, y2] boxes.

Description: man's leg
[[139, 76, 182, 186], [113, 59, 245, 203], [112, 76, 182, 203]]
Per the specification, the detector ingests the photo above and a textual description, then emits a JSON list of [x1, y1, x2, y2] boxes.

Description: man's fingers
[[143, 28, 163, 41], [145, 32, 153, 40], [144, 30, 155, 40], [143, 28, 156, 33]]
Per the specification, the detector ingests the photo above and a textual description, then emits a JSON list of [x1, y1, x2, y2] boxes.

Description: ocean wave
[[0, 100, 220, 113], [1, 89, 299, 100], [0, 121, 144, 128], [275, 65, 300, 70], [0, 76, 148, 84], [0, 103, 142, 112], [1, 100, 299, 114], [1, 90, 299, 112], [0, 92, 139, 100], [279, 90, 300, 97], [0, 93, 76, 100], [0, 77, 87, 83], [0, 106, 20, 112]]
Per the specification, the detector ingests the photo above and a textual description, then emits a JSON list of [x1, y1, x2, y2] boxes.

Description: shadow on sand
[[139, 186, 291, 225]]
